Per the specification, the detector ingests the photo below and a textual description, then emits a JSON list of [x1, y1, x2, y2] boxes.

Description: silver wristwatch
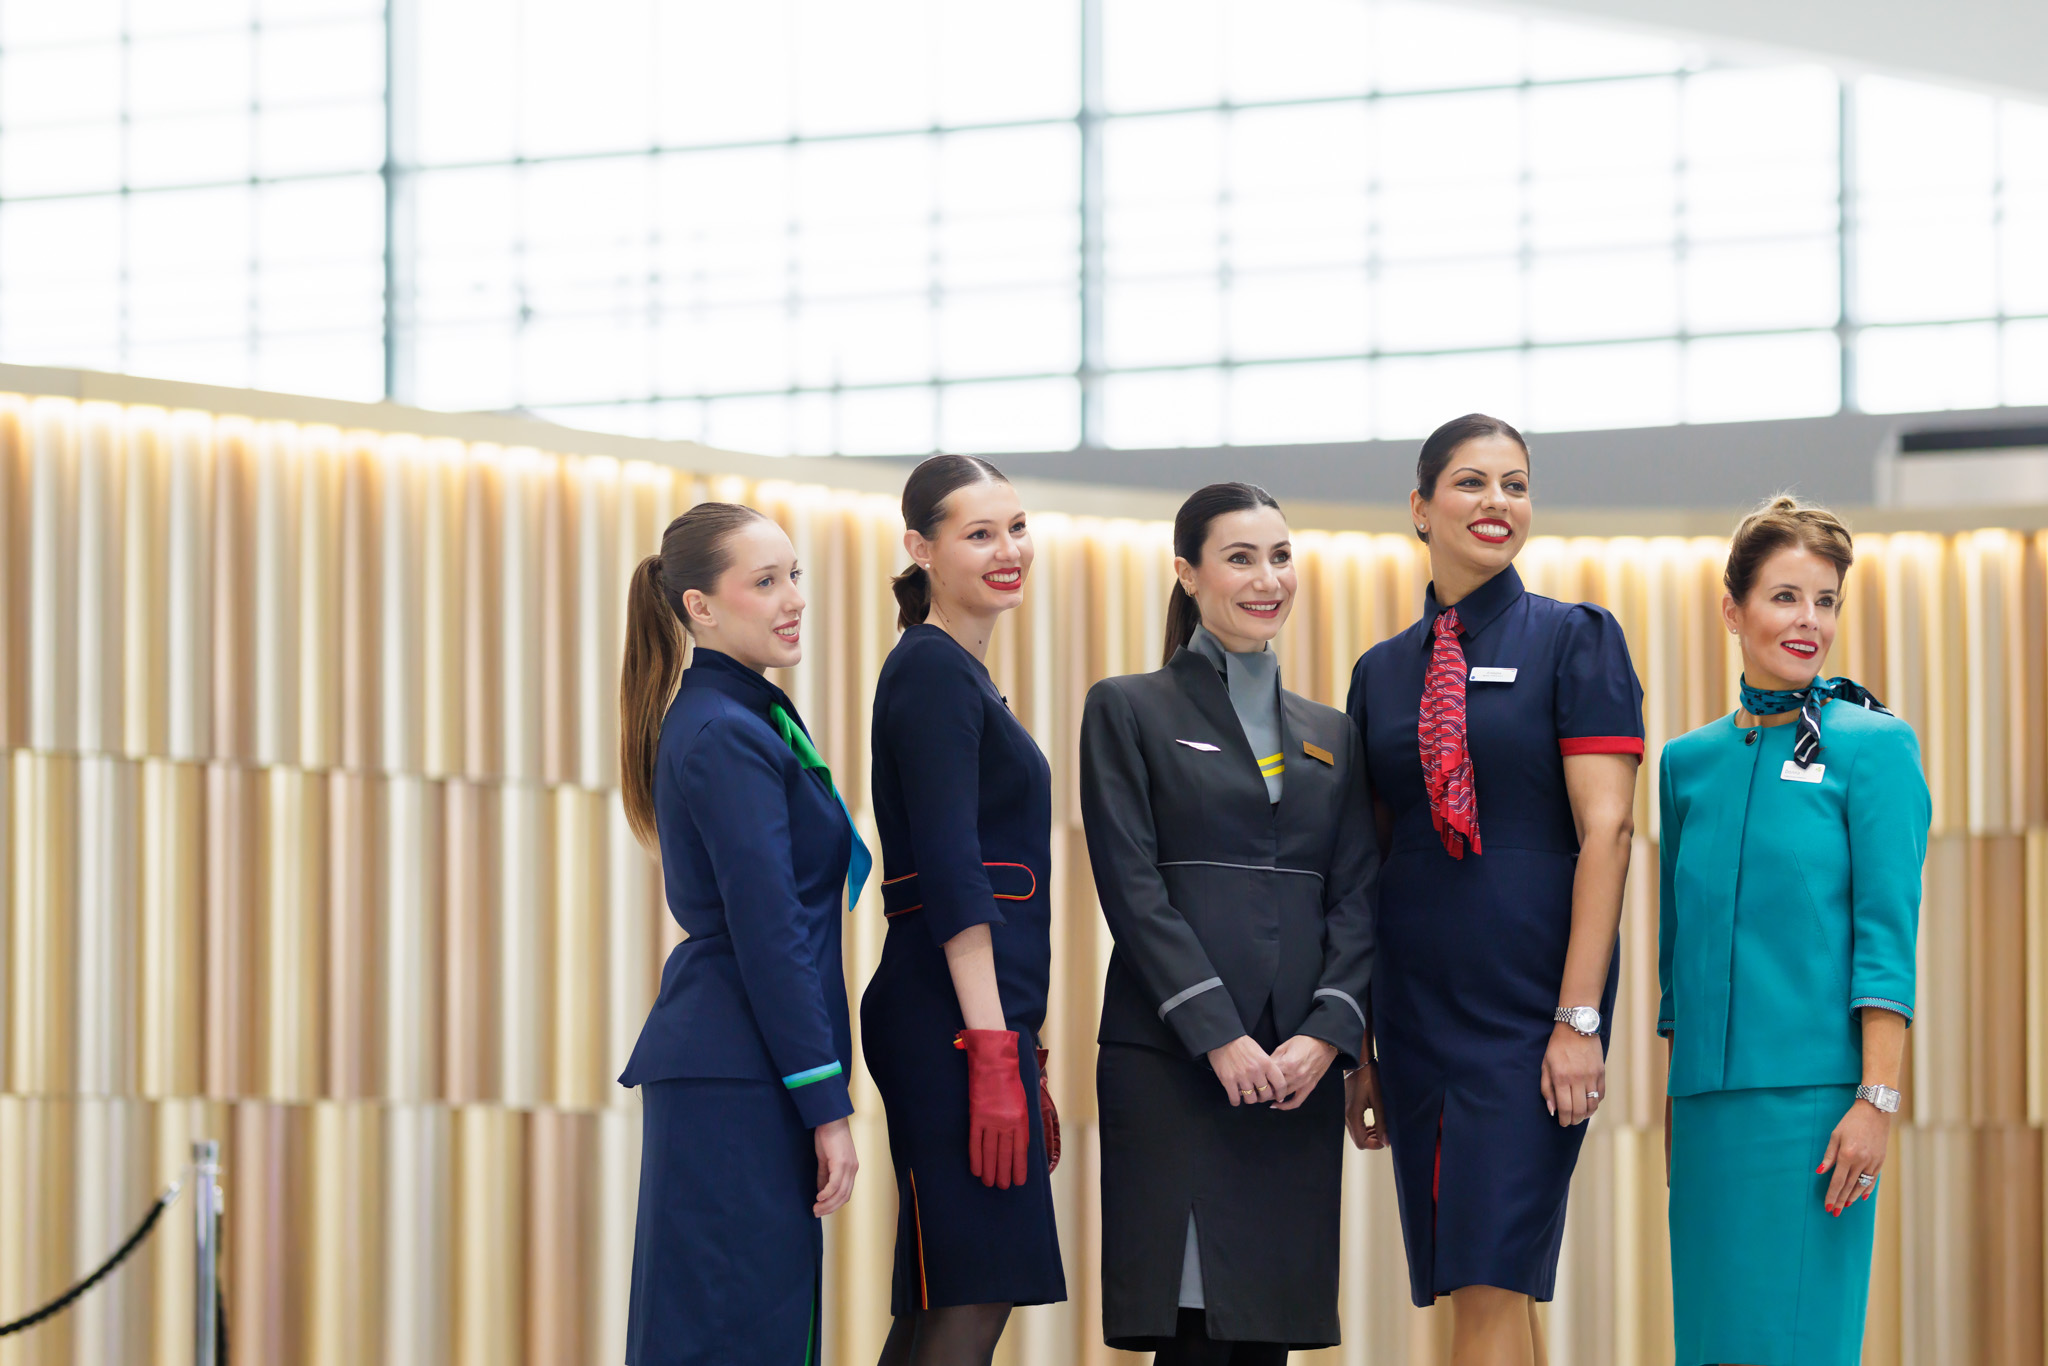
[[1856, 1083, 1901, 1114], [1554, 1006, 1601, 1036]]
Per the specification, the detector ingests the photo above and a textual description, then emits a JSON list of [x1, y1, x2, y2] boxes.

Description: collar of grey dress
[[1188, 625, 1285, 802]]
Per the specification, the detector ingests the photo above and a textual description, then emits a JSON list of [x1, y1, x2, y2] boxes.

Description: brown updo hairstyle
[[1413, 413, 1529, 543], [890, 453, 1011, 631], [619, 501, 771, 850], [1162, 482, 1283, 666], [1723, 494, 1855, 604]]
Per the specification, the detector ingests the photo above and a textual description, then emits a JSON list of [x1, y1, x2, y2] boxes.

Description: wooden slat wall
[[1, 391, 2043, 1366]]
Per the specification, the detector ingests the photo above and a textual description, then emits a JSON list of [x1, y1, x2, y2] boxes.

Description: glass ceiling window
[[1096, 0, 1848, 445], [399, 0, 1082, 453], [1851, 79, 2048, 412], [0, 0, 387, 399], [0, 0, 2040, 450]]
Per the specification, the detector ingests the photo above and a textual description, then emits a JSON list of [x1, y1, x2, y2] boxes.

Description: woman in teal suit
[[1658, 495, 1929, 1366]]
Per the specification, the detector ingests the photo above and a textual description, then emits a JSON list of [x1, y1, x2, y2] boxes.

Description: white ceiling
[[1516, 0, 2048, 101]]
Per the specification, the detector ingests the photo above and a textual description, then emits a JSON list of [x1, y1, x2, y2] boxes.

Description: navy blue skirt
[[860, 930, 1066, 1315], [626, 1079, 822, 1366]]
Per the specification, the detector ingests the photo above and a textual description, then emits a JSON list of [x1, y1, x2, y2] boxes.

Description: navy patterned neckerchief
[[1738, 675, 1892, 768]]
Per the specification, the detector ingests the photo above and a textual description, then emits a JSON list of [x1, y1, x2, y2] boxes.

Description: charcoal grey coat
[[1081, 647, 1379, 1348]]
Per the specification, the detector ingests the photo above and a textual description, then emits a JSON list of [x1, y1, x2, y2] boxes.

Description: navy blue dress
[[619, 648, 860, 1365], [862, 624, 1066, 1313], [1346, 566, 1643, 1307]]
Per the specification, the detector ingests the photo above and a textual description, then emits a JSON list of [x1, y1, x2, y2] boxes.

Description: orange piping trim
[[983, 861, 1038, 901], [878, 863, 1039, 916], [910, 1169, 930, 1310]]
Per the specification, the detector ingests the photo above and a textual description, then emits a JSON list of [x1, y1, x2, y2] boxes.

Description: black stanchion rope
[[0, 1176, 185, 1338]]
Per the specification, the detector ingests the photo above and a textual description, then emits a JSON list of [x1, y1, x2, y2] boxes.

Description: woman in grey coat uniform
[[1081, 483, 1380, 1364]]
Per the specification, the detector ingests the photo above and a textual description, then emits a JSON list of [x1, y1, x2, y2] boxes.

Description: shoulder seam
[[685, 706, 790, 763]]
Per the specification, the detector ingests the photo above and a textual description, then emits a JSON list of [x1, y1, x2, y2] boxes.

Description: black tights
[[875, 1303, 1012, 1366], [1152, 1309, 1289, 1366]]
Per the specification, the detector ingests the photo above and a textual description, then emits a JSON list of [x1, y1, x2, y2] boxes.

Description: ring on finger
[[1857, 1173, 1875, 1188], [1255, 1083, 1273, 1093], [1587, 1090, 1601, 1101]]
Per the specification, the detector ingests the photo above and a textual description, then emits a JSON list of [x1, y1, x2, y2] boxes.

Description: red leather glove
[[1036, 1045, 1061, 1174], [955, 1030, 1030, 1189]]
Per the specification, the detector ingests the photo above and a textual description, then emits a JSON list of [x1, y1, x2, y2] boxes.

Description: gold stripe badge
[[1302, 741, 1334, 766]]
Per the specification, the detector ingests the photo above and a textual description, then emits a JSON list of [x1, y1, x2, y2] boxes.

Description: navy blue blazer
[[617, 647, 855, 1129]]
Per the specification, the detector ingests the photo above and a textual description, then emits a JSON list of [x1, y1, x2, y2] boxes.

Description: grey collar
[[1189, 624, 1279, 689]]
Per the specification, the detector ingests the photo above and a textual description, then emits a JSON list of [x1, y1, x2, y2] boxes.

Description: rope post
[[192, 1141, 222, 1366]]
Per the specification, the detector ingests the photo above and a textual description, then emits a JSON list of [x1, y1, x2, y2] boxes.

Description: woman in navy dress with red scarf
[[1345, 415, 1643, 1365], [863, 455, 1065, 1365]]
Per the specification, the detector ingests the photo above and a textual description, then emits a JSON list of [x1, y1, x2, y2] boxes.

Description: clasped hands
[[1207, 1033, 1339, 1110]]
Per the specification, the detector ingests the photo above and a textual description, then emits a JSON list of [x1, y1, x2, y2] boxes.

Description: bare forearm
[[1558, 825, 1630, 1007], [1861, 1007, 1907, 1092], [943, 923, 1007, 1031]]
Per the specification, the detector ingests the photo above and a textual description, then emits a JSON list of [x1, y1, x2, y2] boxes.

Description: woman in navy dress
[[1344, 415, 1643, 1365], [616, 503, 870, 1366], [864, 455, 1066, 1365]]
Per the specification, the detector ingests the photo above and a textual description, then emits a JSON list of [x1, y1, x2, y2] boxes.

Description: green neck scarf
[[769, 704, 873, 912]]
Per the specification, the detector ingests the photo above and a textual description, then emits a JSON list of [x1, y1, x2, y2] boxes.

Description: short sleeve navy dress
[[1346, 565, 1643, 1307], [861, 624, 1067, 1313]]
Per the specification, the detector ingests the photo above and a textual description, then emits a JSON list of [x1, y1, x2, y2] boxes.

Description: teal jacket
[[1657, 704, 1929, 1097]]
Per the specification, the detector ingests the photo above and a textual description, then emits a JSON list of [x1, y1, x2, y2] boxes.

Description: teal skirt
[[1669, 1084, 1875, 1366]]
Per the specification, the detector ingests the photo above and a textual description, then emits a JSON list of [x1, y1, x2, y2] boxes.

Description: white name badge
[[1781, 760, 1825, 783], [1469, 667, 1518, 683]]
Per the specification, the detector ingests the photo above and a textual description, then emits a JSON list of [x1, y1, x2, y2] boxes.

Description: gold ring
[[1255, 1084, 1273, 1093]]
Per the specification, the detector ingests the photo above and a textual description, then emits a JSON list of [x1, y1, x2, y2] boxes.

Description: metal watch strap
[[1554, 1005, 1600, 1036]]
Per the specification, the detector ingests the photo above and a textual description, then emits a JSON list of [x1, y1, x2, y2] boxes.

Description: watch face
[[1562, 1007, 1599, 1034]]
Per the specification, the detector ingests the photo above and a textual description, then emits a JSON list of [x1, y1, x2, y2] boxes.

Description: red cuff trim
[[1559, 736, 1644, 760]]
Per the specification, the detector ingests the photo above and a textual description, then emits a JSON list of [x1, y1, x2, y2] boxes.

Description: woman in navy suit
[[864, 455, 1066, 1365], [616, 502, 870, 1366], [1344, 415, 1643, 1365]]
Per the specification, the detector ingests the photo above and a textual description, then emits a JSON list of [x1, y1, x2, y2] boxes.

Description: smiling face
[[679, 518, 806, 672], [1176, 506, 1296, 653], [907, 478, 1033, 621], [1723, 545, 1842, 691], [1412, 433, 1532, 579]]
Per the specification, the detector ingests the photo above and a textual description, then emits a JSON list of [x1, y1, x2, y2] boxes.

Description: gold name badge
[[1303, 741, 1334, 766]]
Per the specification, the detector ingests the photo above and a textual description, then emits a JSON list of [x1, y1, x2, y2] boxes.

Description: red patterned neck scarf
[[1420, 608, 1481, 859]]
